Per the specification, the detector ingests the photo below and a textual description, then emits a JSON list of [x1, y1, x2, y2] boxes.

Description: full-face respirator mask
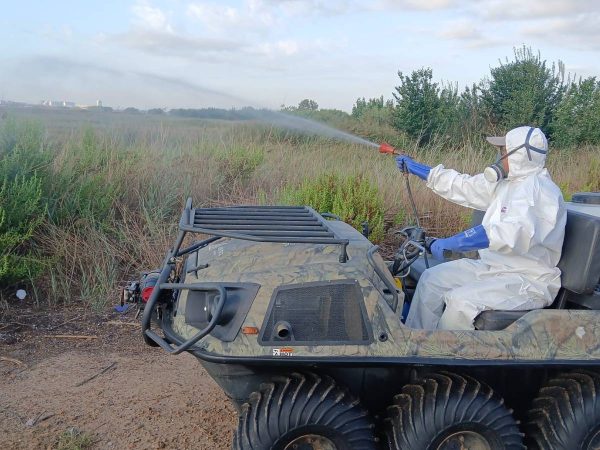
[[483, 127, 548, 183]]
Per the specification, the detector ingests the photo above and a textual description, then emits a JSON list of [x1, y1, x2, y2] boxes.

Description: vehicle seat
[[556, 210, 600, 297], [473, 310, 529, 330]]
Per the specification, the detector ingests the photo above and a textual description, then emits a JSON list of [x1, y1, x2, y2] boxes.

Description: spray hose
[[378, 142, 421, 228]]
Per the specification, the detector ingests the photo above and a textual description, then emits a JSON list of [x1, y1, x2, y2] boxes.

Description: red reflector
[[242, 326, 259, 335], [141, 287, 154, 303]]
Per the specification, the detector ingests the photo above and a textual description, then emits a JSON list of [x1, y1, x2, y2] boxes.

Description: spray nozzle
[[379, 142, 400, 155]]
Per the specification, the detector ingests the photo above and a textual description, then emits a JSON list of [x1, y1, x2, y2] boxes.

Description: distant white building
[[97, 99, 102, 107], [40, 100, 76, 108]]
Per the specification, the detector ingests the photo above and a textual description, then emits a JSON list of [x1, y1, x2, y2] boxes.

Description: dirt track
[[0, 305, 236, 449]]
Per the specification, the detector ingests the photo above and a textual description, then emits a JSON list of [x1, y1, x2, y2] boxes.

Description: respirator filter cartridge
[[484, 162, 507, 183]]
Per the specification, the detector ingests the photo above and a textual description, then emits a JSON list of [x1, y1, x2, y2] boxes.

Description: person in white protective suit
[[395, 126, 566, 330]]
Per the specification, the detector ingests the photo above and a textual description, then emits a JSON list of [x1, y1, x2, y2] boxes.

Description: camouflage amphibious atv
[[130, 192, 600, 450]]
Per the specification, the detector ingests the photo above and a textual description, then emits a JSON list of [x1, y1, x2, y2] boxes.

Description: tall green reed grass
[[1, 108, 598, 308]]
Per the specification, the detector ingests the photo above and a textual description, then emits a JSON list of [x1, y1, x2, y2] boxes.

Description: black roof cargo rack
[[178, 198, 349, 263]]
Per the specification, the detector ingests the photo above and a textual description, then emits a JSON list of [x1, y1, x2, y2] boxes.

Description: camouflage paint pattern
[[169, 222, 600, 363]]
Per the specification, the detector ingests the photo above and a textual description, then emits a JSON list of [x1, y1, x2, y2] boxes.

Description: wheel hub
[[284, 434, 337, 450], [436, 430, 492, 450]]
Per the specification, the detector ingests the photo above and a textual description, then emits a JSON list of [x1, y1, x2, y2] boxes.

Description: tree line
[[120, 46, 600, 148], [351, 46, 600, 147]]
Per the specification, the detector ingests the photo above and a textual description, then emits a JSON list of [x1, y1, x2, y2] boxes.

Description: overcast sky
[[1, 0, 599, 111]]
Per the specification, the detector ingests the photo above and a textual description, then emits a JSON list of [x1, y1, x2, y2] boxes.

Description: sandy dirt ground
[[0, 304, 236, 449]]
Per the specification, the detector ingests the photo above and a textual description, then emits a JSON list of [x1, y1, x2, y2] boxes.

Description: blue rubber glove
[[429, 240, 444, 261], [395, 155, 431, 181], [429, 225, 490, 260]]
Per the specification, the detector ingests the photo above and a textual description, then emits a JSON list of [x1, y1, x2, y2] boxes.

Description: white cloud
[[376, 0, 457, 11], [439, 19, 503, 48], [132, 0, 172, 31], [121, 1, 344, 62], [453, 0, 600, 52], [522, 13, 600, 51], [478, 0, 600, 21], [256, 39, 300, 56], [186, 1, 275, 35], [250, 36, 347, 58], [112, 28, 244, 57], [432, 0, 600, 52], [255, 0, 456, 16], [110, 1, 248, 59], [41, 24, 74, 42], [187, 3, 240, 29], [256, 0, 358, 17], [275, 40, 299, 56]]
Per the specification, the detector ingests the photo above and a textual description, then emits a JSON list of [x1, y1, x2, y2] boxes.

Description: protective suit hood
[[503, 126, 548, 179]]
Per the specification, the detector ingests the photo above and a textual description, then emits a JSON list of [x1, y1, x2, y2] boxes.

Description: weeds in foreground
[[0, 118, 48, 285], [55, 428, 94, 450], [279, 172, 386, 242]]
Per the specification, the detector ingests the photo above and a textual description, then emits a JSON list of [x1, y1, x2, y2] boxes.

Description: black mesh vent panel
[[260, 281, 371, 344]]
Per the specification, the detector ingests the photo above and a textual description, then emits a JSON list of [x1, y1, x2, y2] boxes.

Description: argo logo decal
[[272, 347, 294, 357]]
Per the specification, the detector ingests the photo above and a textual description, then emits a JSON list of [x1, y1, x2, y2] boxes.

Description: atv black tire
[[233, 372, 377, 450], [526, 371, 600, 450], [385, 371, 524, 450]]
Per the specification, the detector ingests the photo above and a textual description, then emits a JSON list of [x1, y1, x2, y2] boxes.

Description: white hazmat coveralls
[[406, 127, 566, 330]]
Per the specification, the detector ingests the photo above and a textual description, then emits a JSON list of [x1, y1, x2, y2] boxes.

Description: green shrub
[[0, 119, 48, 286], [51, 172, 120, 224], [48, 127, 124, 224], [551, 77, 600, 147], [0, 174, 45, 285], [279, 173, 385, 242], [393, 68, 443, 145], [392, 68, 465, 146], [216, 146, 264, 188], [558, 155, 600, 200], [352, 96, 394, 124], [0, 118, 49, 177], [558, 181, 572, 202], [584, 158, 600, 192], [297, 99, 319, 111], [480, 46, 565, 134]]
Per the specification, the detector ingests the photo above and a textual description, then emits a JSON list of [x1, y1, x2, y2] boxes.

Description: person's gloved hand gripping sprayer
[[395, 155, 431, 181], [394, 154, 490, 260]]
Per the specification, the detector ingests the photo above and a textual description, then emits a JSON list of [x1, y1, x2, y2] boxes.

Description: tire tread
[[385, 371, 524, 450], [233, 372, 376, 450], [526, 370, 600, 450]]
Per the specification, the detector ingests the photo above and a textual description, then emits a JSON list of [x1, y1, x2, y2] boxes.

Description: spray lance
[[377, 142, 431, 274], [378, 142, 421, 229]]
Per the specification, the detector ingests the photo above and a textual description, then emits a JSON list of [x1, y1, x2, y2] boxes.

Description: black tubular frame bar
[[142, 230, 229, 349], [180, 198, 349, 263], [367, 245, 399, 312]]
